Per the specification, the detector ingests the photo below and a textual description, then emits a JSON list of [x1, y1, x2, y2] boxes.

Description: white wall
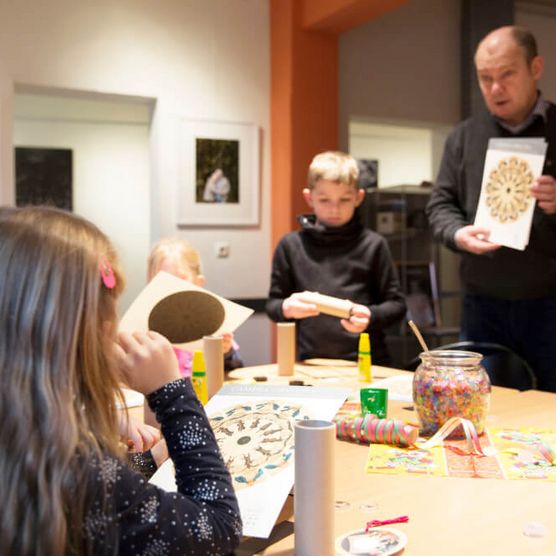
[[14, 93, 151, 312], [339, 0, 461, 151], [0, 0, 272, 364], [350, 121, 434, 187]]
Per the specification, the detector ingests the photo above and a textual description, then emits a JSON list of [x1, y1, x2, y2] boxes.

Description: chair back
[[404, 341, 537, 391]]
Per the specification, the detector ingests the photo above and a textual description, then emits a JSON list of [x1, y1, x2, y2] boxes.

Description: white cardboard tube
[[298, 291, 353, 319], [203, 335, 224, 399], [294, 419, 335, 556], [277, 322, 295, 376]]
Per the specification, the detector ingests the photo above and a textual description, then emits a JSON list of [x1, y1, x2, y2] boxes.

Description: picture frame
[[15, 147, 73, 210], [177, 120, 260, 226], [357, 158, 378, 190]]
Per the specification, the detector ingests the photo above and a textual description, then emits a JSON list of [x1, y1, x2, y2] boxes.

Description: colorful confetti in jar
[[413, 350, 491, 436]]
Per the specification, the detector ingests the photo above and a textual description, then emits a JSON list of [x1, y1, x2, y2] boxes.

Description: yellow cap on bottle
[[358, 332, 370, 353], [192, 350, 206, 375]]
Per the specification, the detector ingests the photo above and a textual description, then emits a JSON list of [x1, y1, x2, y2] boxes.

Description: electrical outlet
[[215, 241, 230, 258]]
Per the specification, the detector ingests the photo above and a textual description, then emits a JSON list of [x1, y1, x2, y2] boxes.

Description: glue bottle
[[358, 332, 372, 382], [192, 350, 208, 405]]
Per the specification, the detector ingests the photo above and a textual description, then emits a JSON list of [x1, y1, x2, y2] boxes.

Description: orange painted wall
[[303, 0, 410, 34], [271, 1, 337, 243]]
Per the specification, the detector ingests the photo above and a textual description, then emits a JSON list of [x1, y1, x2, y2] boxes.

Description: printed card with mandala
[[474, 138, 547, 251]]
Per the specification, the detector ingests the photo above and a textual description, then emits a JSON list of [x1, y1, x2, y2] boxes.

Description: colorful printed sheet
[[365, 428, 556, 481]]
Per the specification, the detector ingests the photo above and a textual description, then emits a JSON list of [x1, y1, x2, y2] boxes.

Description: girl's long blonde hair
[[0, 206, 125, 555], [147, 237, 202, 282]]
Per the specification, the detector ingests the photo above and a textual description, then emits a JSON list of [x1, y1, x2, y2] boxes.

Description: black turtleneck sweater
[[265, 214, 406, 364], [427, 104, 556, 300]]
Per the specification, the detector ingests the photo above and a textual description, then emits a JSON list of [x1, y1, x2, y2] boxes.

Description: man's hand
[[341, 304, 371, 334], [531, 175, 556, 214], [454, 225, 501, 254], [282, 292, 320, 320]]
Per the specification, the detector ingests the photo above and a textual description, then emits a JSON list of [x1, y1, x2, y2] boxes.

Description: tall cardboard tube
[[294, 420, 335, 556], [203, 335, 224, 399], [277, 322, 295, 376]]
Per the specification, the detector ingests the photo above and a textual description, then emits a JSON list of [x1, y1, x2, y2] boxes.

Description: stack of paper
[[474, 138, 547, 251]]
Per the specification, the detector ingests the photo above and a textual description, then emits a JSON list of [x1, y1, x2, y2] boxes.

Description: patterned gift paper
[[365, 428, 556, 481]]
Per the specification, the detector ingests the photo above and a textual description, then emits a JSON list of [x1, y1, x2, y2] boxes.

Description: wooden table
[[229, 362, 556, 556]]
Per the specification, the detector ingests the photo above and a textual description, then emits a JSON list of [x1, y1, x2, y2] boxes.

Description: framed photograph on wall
[[177, 120, 260, 226], [15, 147, 73, 210]]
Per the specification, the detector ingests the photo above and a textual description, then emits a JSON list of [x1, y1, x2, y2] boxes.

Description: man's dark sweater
[[265, 214, 406, 365], [426, 104, 556, 300]]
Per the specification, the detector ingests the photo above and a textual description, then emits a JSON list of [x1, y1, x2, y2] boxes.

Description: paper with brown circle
[[119, 271, 253, 350]]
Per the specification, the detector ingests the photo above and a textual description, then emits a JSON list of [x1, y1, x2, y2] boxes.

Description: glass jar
[[412, 350, 491, 436]]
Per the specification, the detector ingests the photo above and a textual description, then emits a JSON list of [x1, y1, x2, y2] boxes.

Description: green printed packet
[[360, 387, 388, 419]]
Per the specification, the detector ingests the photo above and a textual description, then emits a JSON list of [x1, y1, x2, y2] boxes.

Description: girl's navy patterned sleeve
[[87, 378, 242, 555]]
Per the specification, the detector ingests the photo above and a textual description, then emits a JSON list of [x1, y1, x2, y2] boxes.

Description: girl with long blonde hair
[[0, 206, 241, 555]]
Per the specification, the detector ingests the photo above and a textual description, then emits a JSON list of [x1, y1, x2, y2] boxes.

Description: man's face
[[303, 179, 364, 228], [475, 33, 543, 126]]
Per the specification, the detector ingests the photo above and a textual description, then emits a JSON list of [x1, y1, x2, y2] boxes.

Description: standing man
[[426, 25, 556, 392]]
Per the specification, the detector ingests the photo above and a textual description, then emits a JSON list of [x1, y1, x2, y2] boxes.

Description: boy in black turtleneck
[[265, 151, 406, 365]]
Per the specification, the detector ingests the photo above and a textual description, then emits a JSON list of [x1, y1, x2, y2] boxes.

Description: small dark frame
[[357, 158, 378, 190], [15, 147, 73, 210]]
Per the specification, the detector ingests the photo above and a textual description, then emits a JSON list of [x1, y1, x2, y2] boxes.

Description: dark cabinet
[[360, 185, 461, 368]]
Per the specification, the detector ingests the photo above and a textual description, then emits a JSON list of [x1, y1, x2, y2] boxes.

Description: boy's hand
[[222, 332, 234, 354], [341, 304, 371, 333], [118, 413, 161, 452], [282, 292, 320, 320], [116, 331, 181, 395]]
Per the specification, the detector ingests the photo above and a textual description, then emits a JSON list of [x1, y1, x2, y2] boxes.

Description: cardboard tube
[[294, 420, 335, 556], [298, 291, 353, 319], [277, 322, 295, 376], [203, 335, 224, 399]]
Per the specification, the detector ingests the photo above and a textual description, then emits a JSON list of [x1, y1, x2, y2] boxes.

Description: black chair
[[404, 341, 537, 391]]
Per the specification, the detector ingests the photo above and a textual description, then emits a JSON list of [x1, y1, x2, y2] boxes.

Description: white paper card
[[371, 374, 414, 403], [474, 138, 547, 251], [149, 384, 350, 538]]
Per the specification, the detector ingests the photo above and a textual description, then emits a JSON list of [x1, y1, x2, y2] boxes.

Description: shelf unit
[[360, 185, 460, 368]]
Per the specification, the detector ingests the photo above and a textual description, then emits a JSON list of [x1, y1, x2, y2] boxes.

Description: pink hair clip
[[99, 257, 116, 289]]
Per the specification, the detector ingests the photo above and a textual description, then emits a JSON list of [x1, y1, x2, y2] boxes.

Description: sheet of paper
[[119, 270, 253, 351], [474, 138, 547, 251], [371, 374, 414, 403], [149, 383, 351, 538]]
